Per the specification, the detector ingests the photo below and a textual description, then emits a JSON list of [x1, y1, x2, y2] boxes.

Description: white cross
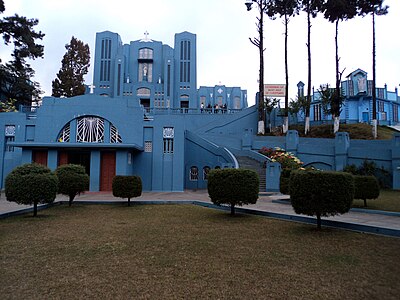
[[89, 84, 95, 94], [144, 31, 149, 41]]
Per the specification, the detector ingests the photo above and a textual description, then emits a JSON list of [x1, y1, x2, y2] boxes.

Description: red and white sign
[[264, 84, 286, 97]]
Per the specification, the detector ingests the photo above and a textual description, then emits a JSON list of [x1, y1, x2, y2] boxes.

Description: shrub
[[112, 175, 142, 206], [280, 168, 292, 195], [290, 170, 354, 229], [353, 175, 380, 207], [55, 164, 89, 206], [5, 163, 58, 217], [207, 168, 259, 215], [343, 160, 391, 189]]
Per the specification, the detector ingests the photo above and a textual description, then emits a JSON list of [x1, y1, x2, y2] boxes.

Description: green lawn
[[1, 204, 399, 299], [353, 189, 400, 212]]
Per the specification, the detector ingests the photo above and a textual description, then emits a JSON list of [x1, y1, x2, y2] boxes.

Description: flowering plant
[[259, 147, 303, 170]]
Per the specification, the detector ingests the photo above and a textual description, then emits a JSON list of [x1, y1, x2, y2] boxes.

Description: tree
[[52, 36, 90, 98], [265, 97, 280, 132], [318, 83, 344, 119], [290, 170, 354, 229], [300, 0, 325, 135], [357, 0, 389, 139], [289, 94, 307, 119], [246, 1, 268, 135], [266, 0, 300, 134], [5, 163, 58, 217], [112, 176, 142, 206], [0, 0, 44, 107], [323, 0, 358, 133], [353, 175, 380, 207], [208, 169, 259, 215], [55, 164, 90, 206]]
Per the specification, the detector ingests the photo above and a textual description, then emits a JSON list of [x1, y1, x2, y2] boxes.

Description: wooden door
[[100, 152, 116, 191], [32, 150, 48, 166], [58, 151, 68, 166]]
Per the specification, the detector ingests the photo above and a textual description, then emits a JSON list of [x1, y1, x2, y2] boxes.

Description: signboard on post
[[264, 84, 286, 97]]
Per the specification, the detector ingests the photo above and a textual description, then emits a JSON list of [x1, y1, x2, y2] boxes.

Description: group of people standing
[[201, 103, 228, 113]]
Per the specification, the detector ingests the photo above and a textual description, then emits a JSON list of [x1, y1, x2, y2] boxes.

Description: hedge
[[353, 175, 380, 207], [112, 175, 142, 206], [290, 170, 354, 229], [207, 168, 259, 215]]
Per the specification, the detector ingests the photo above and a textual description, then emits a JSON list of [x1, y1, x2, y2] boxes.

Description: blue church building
[[0, 31, 254, 192]]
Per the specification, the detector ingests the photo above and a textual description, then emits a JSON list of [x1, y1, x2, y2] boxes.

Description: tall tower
[[174, 32, 197, 109]]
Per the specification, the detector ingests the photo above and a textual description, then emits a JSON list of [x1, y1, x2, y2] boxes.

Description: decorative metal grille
[[144, 141, 153, 152], [110, 124, 122, 143], [77, 117, 104, 143], [58, 123, 70, 142]]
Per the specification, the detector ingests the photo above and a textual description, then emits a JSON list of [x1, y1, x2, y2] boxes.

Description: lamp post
[[245, 0, 266, 135]]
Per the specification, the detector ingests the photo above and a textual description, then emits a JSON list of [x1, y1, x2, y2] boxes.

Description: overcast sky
[[1, 0, 399, 106]]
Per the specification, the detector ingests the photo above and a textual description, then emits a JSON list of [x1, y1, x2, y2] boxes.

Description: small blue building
[[303, 68, 400, 126]]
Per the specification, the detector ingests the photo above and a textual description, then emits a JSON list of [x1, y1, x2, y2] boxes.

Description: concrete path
[[1, 190, 399, 236]]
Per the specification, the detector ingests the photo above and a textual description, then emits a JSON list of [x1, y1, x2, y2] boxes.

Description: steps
[[236, 156, 266, 192]]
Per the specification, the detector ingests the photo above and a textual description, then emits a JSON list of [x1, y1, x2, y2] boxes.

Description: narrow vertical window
[[190, 166, 198, 181], [117, 64, 121, 96], [203, 166, 210, 180], [167, 65, 171, 97]]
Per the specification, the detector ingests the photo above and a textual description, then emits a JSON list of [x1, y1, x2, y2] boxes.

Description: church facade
[[0, 31, 256, 192]]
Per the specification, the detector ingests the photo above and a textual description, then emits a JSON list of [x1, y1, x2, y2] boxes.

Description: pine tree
[[300, 0, 325, 135], [52, 36, 90, 98], [323, 0, 359, 133], [0, 0, 44, 108], [266, 0, 300, 134], [357, 0, 389, 139]]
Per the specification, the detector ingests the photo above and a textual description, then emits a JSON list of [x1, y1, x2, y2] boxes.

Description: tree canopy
[[52, 36, 90, 98], [0, 0, 44, 108]]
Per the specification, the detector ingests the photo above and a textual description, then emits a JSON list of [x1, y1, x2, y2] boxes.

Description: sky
[[1, 0, 399, 106]]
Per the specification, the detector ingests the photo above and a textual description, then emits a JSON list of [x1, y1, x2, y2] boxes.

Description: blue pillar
[[116, 150, 128, 175], [286, 130, 299, 155], [242, 128, 253, 150], [21, 149, 32, 164], [334, 132, 350, 171], [90, 150, 101, 191], [266, 161, 281, 192], [47, 149, 58, 170], [392, 133, 400, 190]]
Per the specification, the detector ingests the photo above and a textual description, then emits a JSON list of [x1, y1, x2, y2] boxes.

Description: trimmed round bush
[[280, 168, 292, 195], [112, 175, 142, 206], [55, 164, 90, 206], [290, 170, 354, 229], [208, 168, 259, 215], [353, 175, 380, 207], [5, 163, 58, 216]]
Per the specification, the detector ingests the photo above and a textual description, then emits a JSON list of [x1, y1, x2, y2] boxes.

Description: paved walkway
[[1, 190, 399, 236]]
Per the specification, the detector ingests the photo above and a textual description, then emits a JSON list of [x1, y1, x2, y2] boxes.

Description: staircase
[[236, 156, 266, 192]]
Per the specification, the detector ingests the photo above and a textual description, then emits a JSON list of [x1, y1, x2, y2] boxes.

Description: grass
[[284, 123, 397, 139], [353, 189, 400, 212], [1, 204, 400, 299]]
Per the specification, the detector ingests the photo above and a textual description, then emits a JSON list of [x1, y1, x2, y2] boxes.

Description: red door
[[100, 152, 116, 191], [32, 150, 48, 166], [58, 151, 68, 166]]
